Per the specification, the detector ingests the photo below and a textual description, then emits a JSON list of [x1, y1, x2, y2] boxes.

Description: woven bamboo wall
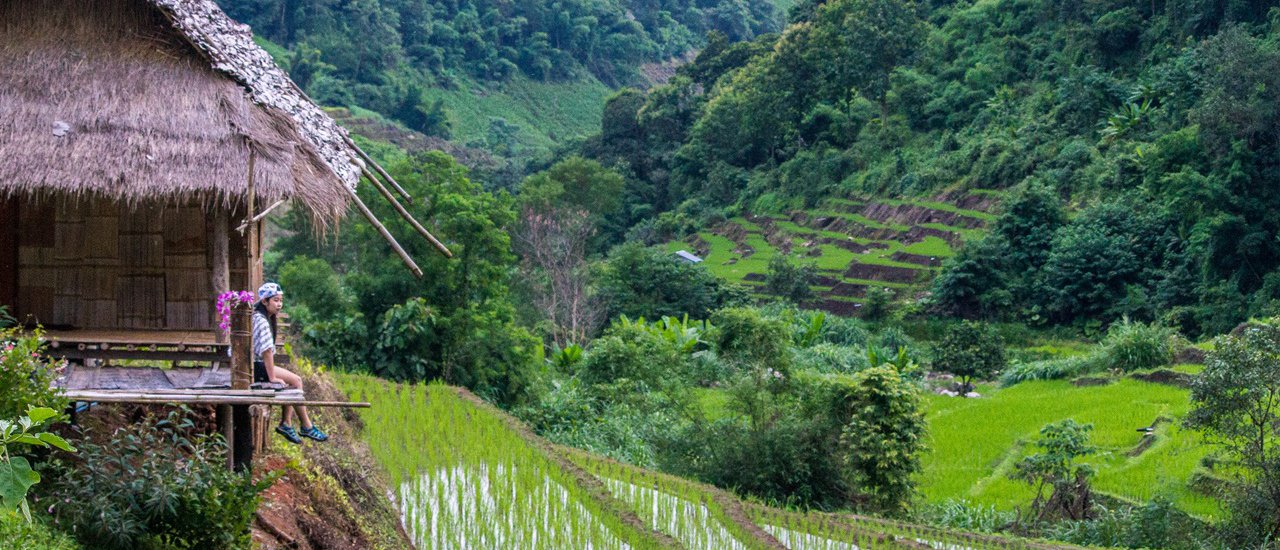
[[0, 197, 17, 310], [13, 196, 249, 330]]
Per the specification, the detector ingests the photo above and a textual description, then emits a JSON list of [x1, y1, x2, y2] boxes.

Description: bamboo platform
[[56, 364, 368, 408]]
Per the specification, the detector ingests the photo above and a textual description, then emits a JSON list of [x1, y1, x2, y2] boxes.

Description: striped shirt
[[252, 311, 275, 362]]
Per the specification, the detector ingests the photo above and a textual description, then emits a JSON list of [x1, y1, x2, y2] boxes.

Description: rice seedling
[[337, 374, 667, 549], [600, 476, 747, 549]]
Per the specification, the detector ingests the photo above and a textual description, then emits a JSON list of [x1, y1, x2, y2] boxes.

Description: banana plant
[[1, 406, 75, 521]]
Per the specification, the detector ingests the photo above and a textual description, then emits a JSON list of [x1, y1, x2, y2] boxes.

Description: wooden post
[[245, 147, 263, 290], [229, 301, 253, 472], [211, 207, 229, 344], [219, 404, 233, 471], [230, 302, 252, 390], [233, 404, 253, 473]]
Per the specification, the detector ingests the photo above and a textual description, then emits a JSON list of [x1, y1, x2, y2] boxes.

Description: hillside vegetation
[[218, 0, 781, 166], [575, 0, 1280, 336]]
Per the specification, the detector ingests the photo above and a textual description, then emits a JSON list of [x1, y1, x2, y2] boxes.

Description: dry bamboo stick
[[344, 186, 424, 278], [361, 169, 453, 258], [236, 198, 287, 233]]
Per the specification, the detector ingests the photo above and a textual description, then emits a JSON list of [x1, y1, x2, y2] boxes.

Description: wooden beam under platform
[[62, 389, 369, 408]]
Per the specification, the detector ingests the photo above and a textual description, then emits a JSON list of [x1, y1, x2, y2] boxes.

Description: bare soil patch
[[844, 263, 924, 284], [890, 251, 940, 267], [1129, 369, 1192, 388]]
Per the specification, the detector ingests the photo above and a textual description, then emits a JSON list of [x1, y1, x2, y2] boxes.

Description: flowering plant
[[0, 327, 66, 419], [216, 291, 256, 335]]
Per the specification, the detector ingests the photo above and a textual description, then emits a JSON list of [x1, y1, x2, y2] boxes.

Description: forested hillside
[[577, 0, 1280, 336], [217, 0, 780, 174]]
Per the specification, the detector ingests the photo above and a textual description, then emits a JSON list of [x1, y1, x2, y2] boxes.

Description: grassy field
[[921, 379, 1221, 520], [421, 73, 611, 155]]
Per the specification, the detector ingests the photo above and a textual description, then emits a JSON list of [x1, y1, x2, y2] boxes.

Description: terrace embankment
[[252, 368, 414, 550]]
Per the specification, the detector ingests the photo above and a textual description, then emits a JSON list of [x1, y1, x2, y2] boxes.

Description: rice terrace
[[3, 0, 1280, 549]]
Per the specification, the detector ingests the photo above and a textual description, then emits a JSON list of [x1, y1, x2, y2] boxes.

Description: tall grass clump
[[1000, 355, 1101, 385], [1096, 320, 1175, 372]]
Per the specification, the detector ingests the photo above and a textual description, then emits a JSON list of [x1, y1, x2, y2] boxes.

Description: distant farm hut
[[0, 0, 443, 345]]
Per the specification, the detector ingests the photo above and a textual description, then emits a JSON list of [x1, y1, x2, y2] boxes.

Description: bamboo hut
[[0, 0, 436, 346]]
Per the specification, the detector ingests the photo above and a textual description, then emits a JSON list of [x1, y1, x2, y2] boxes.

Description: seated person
[[253, 283, 328, 444]]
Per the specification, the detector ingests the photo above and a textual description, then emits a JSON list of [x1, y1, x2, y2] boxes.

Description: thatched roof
[[0, 0, 362, 224]]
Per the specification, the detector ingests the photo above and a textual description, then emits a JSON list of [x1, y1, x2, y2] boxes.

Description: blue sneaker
[[299, 425, 329, 442], [275, 424, 301, 444]]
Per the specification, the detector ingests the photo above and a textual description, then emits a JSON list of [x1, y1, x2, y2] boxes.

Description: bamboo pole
[[230, 303, 252, 391], [344, 187, 424, 278], [236, 198, 287, 233], [361, 168, 453, 258], [245, 146, 263, 290], [348, 139, 413, 204]]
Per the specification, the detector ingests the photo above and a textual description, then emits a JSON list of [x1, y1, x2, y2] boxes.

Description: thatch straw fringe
[[0, 0, 358, 226], [149, 0, 362, 188]]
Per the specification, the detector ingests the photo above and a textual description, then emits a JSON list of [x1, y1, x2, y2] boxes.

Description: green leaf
[[25, 407, 58, 425], [12, 435, 45, 448], [0, 457, 41, 511], [37, 432, 75, 452]]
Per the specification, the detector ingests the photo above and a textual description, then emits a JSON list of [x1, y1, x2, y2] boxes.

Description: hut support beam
[[211, 207, 229, 344], [361, 169, 452, 258]]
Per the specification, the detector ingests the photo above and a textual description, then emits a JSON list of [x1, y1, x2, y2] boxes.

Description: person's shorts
[[253, 361, 270, 383]]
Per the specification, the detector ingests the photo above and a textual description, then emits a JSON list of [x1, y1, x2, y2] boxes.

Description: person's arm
[[251, 313, 279, 382], [262, 347, 277, 382]]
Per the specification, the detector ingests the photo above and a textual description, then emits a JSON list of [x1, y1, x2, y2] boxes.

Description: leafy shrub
[[876, 326, 914, 354], [818, 315, 869, 347], [42, 409, 277, 550], [999, 355, 1101, 385], [519, 380, 669, 466], [599, 242, 747, 321], [1, 407, 75, 519], [793, 343, 869, 374], [837, 366, 927, 515], [918, 499, 1015, 534], [1097, 319, 1175, 372], [277, 256, 354, 324], [0, 328, 68, 419], [1043, 498, 1208, 550], [0, 512, 79, 550], [1187, 324, 1280, 548], [862, 287, 896, 321], [764, 256, 817, 304], [578, 323, 684, 389], [708, 307, 792, 378], [1011, 419, 1096, 523], [662, 415, 849, 509], [932, 321, 1007, 391]]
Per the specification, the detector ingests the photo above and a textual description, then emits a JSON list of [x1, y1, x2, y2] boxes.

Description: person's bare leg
[[274, 368, 307, 427], [295, 405, 313, 429]]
